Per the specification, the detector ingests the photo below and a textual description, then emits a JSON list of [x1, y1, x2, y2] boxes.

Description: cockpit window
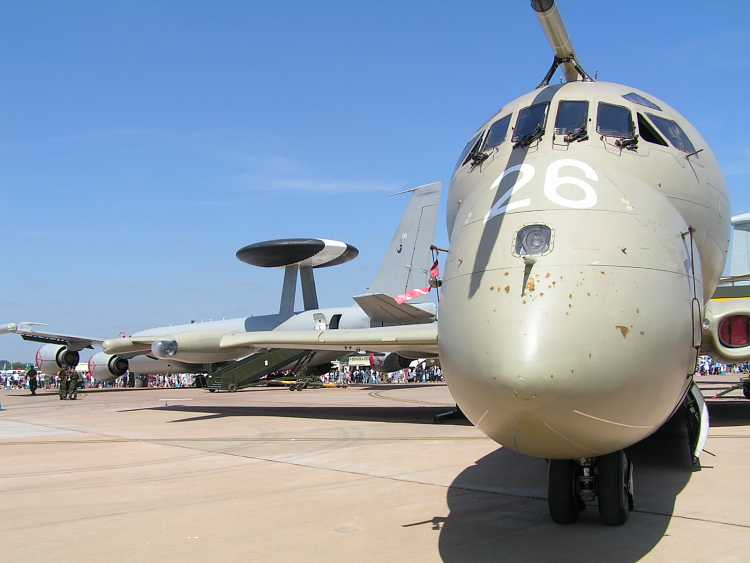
[[455, 131, 484, 169], [637, 113, 667, 146], [482, 115, 511, 151], [646, 113, 696, 153], [512, 102, 550, 143], [554, 101, 588, 135], [596, 102, 634, 138], [623, 92, 662, 111]]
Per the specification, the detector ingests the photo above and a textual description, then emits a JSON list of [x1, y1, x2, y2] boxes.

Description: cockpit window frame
[[455, 130, 485, 171], [481, 114, 512, 152], [645, 113, 697, 154], [512, 102, 550, 144], [596, 102, 635, 139], [554, 100, 589, 136], [636, 113, 668, 147]]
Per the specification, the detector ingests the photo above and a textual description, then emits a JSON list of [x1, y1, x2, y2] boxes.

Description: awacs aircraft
[[702, 213, 750, 384], [219, 0, 737, 525], [4, 183, 441, 385]]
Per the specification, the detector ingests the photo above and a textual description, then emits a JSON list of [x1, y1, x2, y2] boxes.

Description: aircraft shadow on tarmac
[[122, 398, 749, 562], [430, 403, 750, 563], [121, 404, 472, 426], [705, 400, 750, 427]]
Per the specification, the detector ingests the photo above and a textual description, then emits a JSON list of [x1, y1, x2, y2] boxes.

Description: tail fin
[[367, 182, 442, 300], [731, 213, 750, 276]]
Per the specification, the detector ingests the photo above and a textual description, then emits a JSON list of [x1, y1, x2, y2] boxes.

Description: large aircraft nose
[[440, 210, 698, 459]]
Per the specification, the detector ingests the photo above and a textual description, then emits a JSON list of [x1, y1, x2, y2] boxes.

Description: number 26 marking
[[483, 159, 599, 223]]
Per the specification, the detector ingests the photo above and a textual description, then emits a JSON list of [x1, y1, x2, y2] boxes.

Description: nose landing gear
[[547, 459, 580, 524], [547, 451, 634, 526], [597, 451, 634, 525]]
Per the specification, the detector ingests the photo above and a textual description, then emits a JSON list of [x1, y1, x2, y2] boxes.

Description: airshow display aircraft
[[218, 0, 746, 526], [3, 183, 441, 383]]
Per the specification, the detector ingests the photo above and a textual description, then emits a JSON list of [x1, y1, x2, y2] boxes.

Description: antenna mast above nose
[[531, 0, 593, 87]]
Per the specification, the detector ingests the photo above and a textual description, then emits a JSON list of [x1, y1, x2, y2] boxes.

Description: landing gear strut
[[547, 451, 633, 526]]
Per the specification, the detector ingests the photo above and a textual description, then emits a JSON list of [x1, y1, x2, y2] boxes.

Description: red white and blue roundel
[[236, 238, 359, 269]]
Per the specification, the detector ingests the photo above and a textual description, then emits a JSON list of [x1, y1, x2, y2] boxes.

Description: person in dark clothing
[[58, 369, 69, 400], [27, 367, 38, 396], [67, 368, 80, 400]]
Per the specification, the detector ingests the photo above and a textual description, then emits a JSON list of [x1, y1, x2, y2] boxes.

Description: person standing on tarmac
[[26, 367, 38, 396], [58, 368, 69, 400], [67, 368, 79, 400]]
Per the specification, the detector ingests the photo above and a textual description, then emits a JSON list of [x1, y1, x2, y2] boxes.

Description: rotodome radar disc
[[236, 238, 359, 268]]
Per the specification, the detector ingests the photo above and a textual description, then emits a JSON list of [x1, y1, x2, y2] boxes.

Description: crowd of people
[[6, 356, 750, 396], [2, 362, 445, 394], [0, 367, 80, 398], [321, 364, 443, 385], [697, 356, 750, 376], [1, 368, 60, 391], [0, 369, 199, 392], [108, 373, 199, 389]]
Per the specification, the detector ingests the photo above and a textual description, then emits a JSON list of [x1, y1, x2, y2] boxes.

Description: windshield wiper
[[470, 151, 489, 166], [615, 134, 639, 151], [514, 124, 544, 148], [563, 126, 588, 143]]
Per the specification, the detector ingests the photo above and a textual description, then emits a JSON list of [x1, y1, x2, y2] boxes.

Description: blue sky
[[1, 0, 748, 361]]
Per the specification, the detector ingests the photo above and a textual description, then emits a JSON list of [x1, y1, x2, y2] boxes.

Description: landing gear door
[[686, 383, 709, 467]]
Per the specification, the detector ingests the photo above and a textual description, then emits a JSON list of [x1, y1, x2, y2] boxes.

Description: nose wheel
[[547, 459, 581, 524], [597, 450, 633, 525], [547, 451, 633, 526]]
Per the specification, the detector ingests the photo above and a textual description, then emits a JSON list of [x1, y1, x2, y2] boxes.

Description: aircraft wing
[[1, 323, 18, 335], [2, 324, 103, 350], [220, 323, 438, 354]]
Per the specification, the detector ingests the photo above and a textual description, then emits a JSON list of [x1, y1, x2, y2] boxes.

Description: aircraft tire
[[597, 451, 629, 526], [208, 389, 216, 393], [547, 459, 578, 524], [742, 383, 750, 399]]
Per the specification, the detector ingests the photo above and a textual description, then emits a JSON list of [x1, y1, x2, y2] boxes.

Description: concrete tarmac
[[0, 384, 749, 562]]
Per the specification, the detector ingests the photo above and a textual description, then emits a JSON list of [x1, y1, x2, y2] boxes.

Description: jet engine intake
[[35, 344, 80, 375], [88, 352, 129, 382], [704, 300, 750, 362], [368, 352, 412, 373]]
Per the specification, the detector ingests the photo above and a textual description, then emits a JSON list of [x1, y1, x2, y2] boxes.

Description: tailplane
[[367, 182, 442, 300]]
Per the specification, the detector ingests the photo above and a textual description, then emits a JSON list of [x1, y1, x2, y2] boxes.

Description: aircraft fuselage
[[440, 81, 729, 458]]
